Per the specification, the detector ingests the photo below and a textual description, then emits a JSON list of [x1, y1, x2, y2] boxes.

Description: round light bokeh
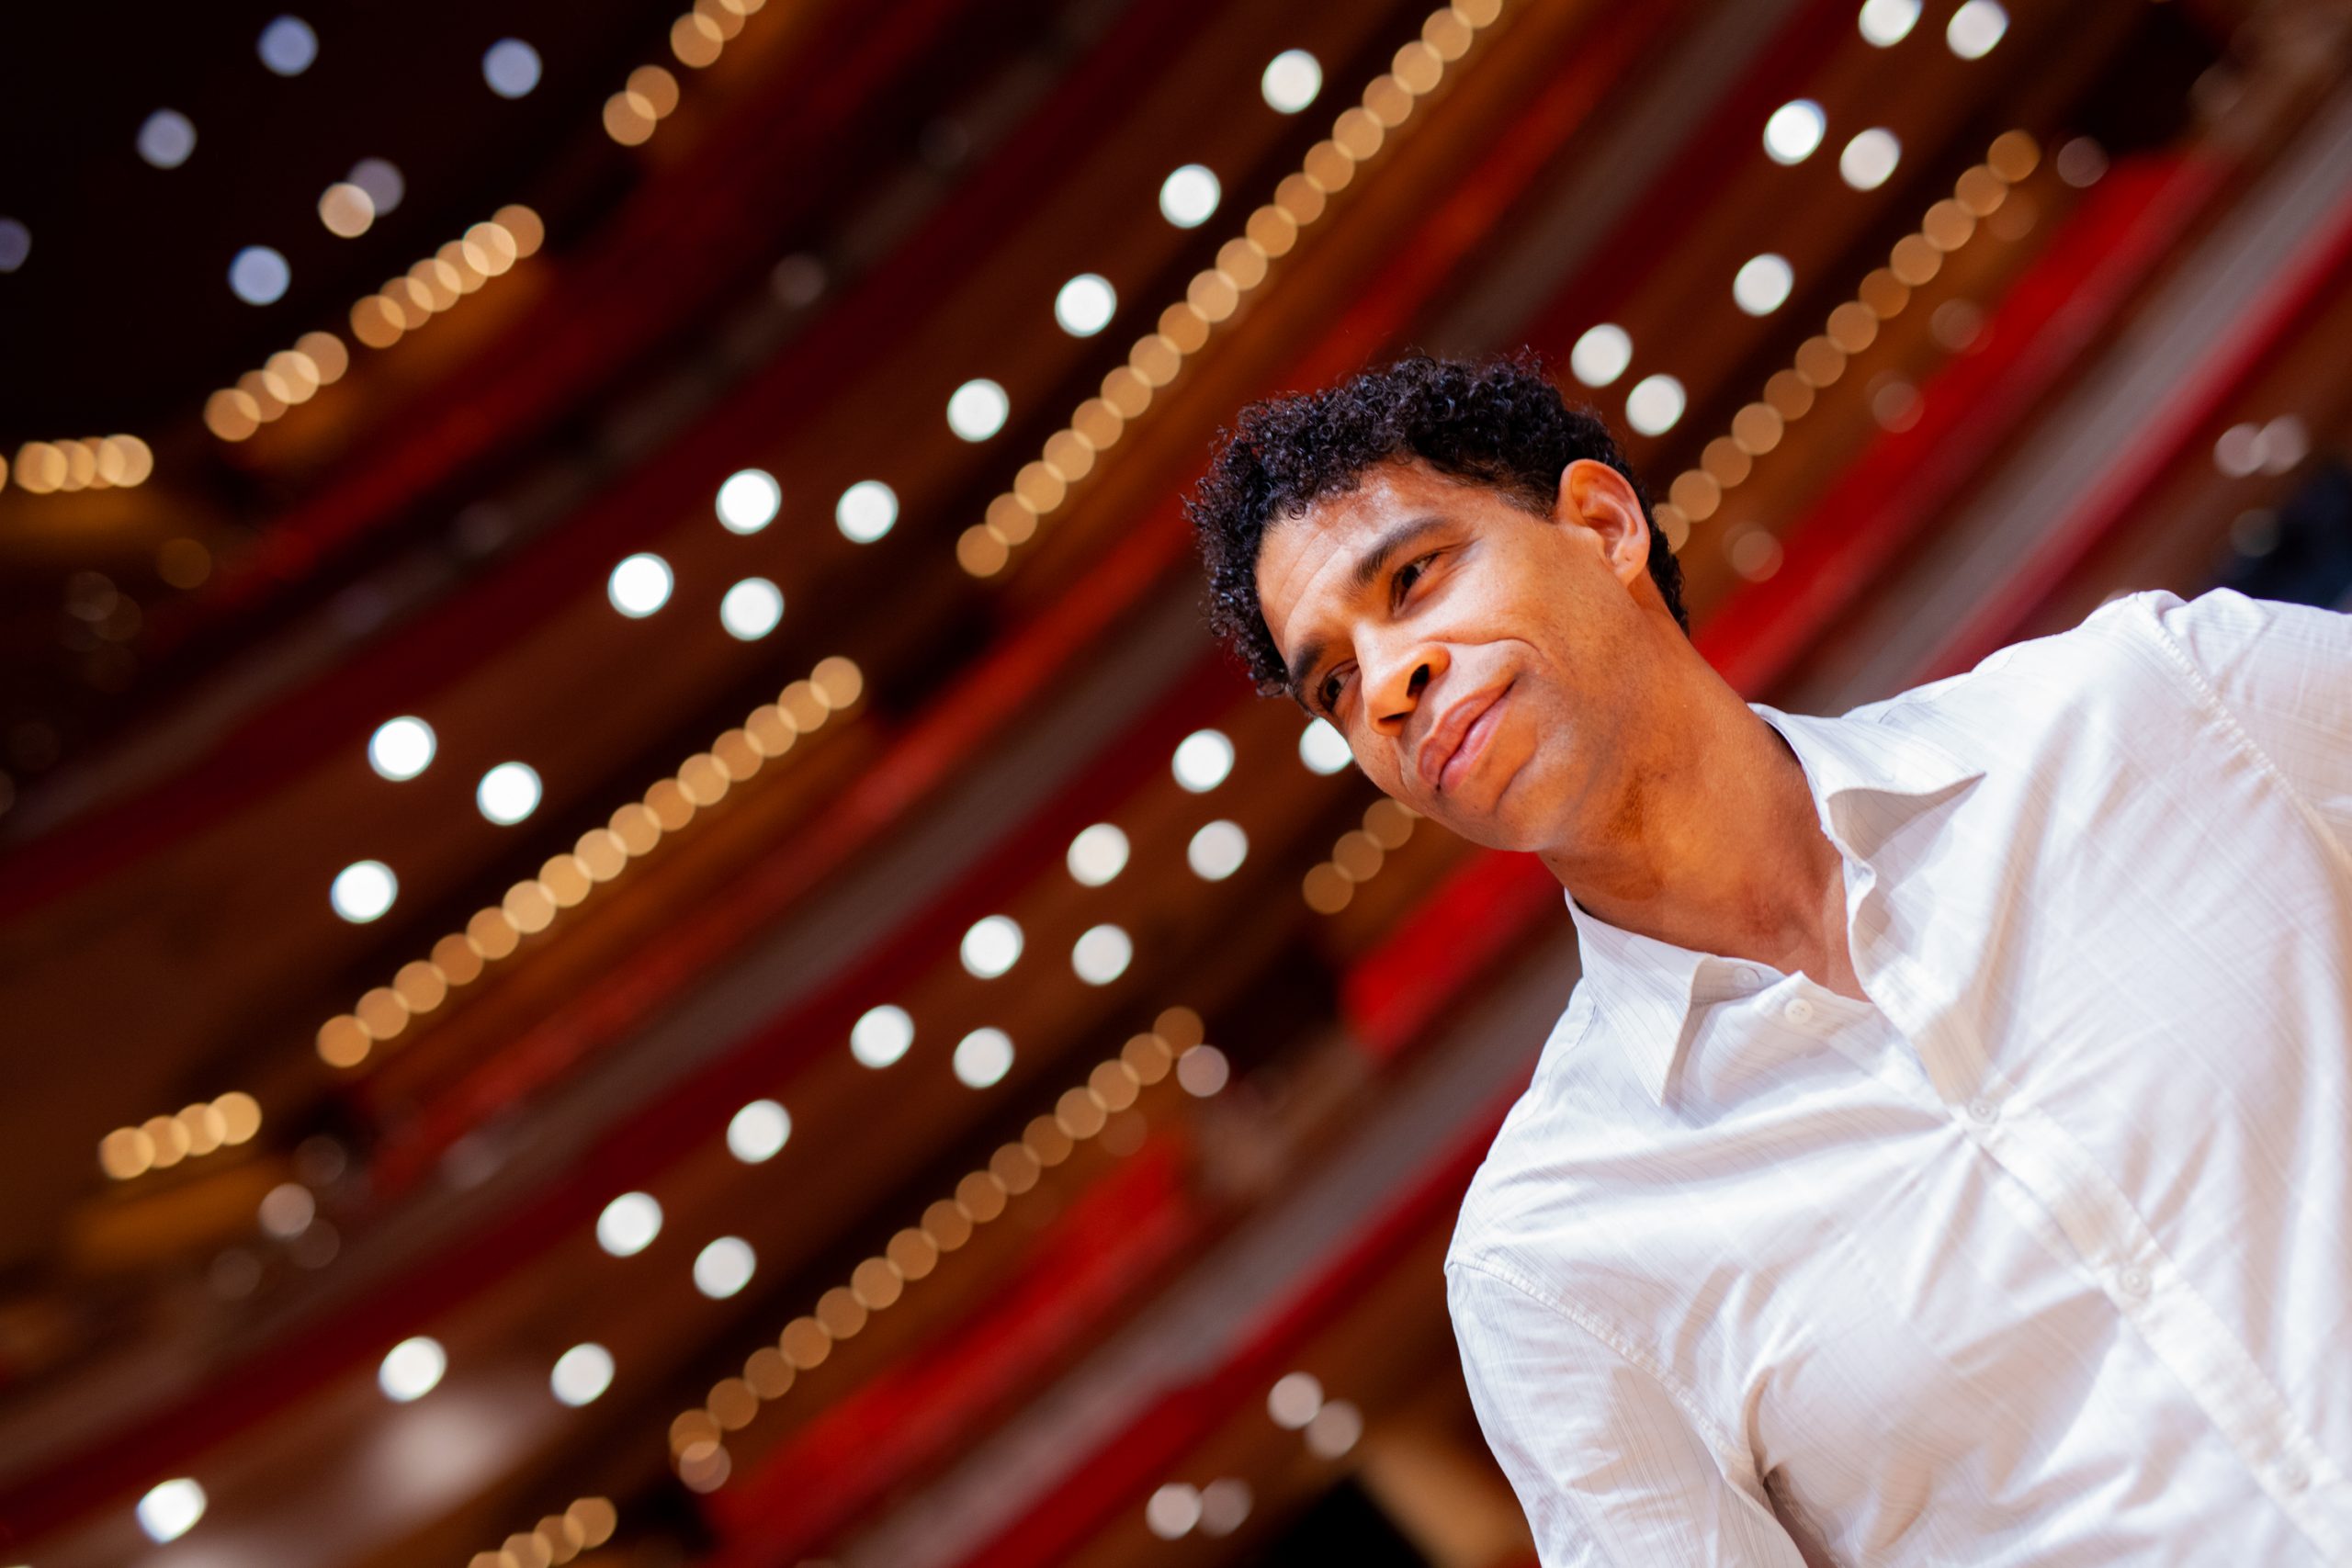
[[694, 1236, 756, 1299], [1762, 98, 1826, 165], [1159, 164, 1221, 229], [1146, 1483, 1202, 1540], [229, 245, 291, 305], [483, 38, 542, 97], [1624, 374, 1687, 437], [836, 479, 898, 543], [1856, 0, 1921, 46], [1186, 820, 1248, 881], [1732, 253, 1793, 316], [716, 468, 782, 534], [726, 1099, 791, 1163], [1298, 718, 1352, 774], [1261, 49, 1323, 114], [1071, 923, 1133, 986], [258, 15, 318, 75], [1268, 1371, 1325, 1428], [1066, 822, 1130, 886], [607, 552, 673, 617], [379, 1336, 447, 1403], [1839, 128, 1902, 191], [719, 577, 785, 641], [1568, 323, 1633, 388], [1946, 0, 2007, 59], [331, 860, 397, 923], [137, 1480, 207, 1545], [138, 109, 197, 168], [1054, 273, 1117, 337], [349, 157, 404, 215], [475, 761, 542, 825], [953, 1027, 1014, 1089], [550, 1342, 615, 1406], [850, 1004, 914, 1068], [960, 915, 1023, 978], [595, 1191, 662, 1257], [1171, 728, 1235, 793]]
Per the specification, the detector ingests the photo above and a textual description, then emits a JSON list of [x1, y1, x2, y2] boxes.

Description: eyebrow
[[1283, 513, 1447, 702]]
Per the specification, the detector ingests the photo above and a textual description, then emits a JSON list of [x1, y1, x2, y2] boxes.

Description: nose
[[1366, 636, 1445, 737]]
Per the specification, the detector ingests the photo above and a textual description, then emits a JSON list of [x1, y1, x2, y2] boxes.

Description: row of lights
[[8, 434, 155, 494], [314, 655, 864, 1070], [661, 1007, 1219, 1494], [94, 1091, 263, 1181], [1644, 130, 2041, 581], [464, 1497, 619, 1568], [1142, 1372, 1364, 1540], [1563, 0, 2015, 444], [955, 0, 1503, 580], [1301, 798, 1419, 915]]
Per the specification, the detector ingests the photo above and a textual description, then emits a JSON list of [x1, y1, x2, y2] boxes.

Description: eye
[[1393, 550, 1439, 604], [1317, 666, 1352, 713]]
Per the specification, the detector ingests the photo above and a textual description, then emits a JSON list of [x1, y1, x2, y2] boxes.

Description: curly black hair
[[1185, 351, 1687, 694]]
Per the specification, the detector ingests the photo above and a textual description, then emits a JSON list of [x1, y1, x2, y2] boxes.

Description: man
[[1187, 353, 2352, 1564]]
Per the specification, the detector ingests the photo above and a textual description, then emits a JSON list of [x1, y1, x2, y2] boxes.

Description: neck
[[1538, 693, 1860, 997]]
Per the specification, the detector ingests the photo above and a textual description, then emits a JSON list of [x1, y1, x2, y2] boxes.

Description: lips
[[1418, 681, 1512, 795]]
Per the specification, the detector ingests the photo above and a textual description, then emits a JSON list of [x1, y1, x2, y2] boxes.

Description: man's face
[[1255, 457, 1666, 855]]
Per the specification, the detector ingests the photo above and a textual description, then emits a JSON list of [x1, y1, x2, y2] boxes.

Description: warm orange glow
[[888, 1225, 941, 1280], [1042, 429, 1095, 482], [215, 1091, 263, 1144], [468, 221, 519, 275], [1126, 333, 1182, 388], [712, 728, 762, 782], [1013, 458, 1069, 512], [989, 1143, 1043, 1196], [629, 64, 682, 117], [438, 241, 487, 293], [605, 91, 657, 145], [922, 1198, 973, 1251], [778, 1315, 831, 1369], [1274, 173, 1328, 224], [1122, 1031, 1174, 1084], [15, 442, 66, 491], [432, 931, 487, 985], [1422, 7, 1475, 59], [609, 802, 663, 854], [469, 907, 523, 960], [141, 1114, 191, 1168], [298, 330, 350, 382], [1332, 107, 1385, 161], [744, 1346, 795, 1398], [743, 705, 796, 759], [670, 1409, 721, 1453], [1363, 74, 1414, 129], [1247, 204, 1299, 258], [816, 1284, 868, 1337], [1023, 1113, 1075, 1167], [1157, 301, 1210, 354], [1070, 398, 1124, 452], [504, 880, 558, 933], [1792, 336, 1847, 388], [98, 1126, 154, 1180], [777, 678, 829, 730], [356, 985, 412, 1041], [494, 205, 545, 257], [672, 12, 725, 67], [1303, 141, 1355, 193], [955, 1169, 1009, 1223], [707, 1377, 759, 1429], [1155, 1006, 1204, 1051], [1303, 862, 1354, 913], [1101, 366, 1152, 418], [1987, 130, 2041, 183], [852, 1255, 906, 1309], [1651, 502, 1690, 552], [574, 828, 629, 882], [1763, 370, 1815, 422], [677, 753, 729, 807], [695, 0, 747, 39], [1858, 267, 1911, 320], [1700, 436, 1753, 489], [1890, 232, 1944, 287], [317, 1014, 371, 1067], [645, 778, 695, 831], [1216, 237, 1270, 291], [1186, 269, 1239, 323], [350, 295, 403, 348], [986, 491, 1041, 545], [179, 1101, 230, 1156], [1393, 39, 1445, 92], [1056, 1085, 1108, 1139], [1825, 301, 1879, 354], [1668, 469, 1722, 523], [539, 853, 594, 908], [1922, 199, 1977, 253], [956, 525, 1009, 577]]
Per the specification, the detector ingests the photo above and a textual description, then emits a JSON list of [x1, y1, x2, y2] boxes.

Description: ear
[[1555, 458, 1652, 589]]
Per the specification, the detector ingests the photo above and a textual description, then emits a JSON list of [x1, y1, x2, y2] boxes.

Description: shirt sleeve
[[1445, 1260, 1811, 1568], [2145, 588, 2352, 859]]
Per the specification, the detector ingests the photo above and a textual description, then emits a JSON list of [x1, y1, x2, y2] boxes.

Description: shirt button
[[1965, 1096, 2000, 1125], [2276, 1461, 2312, 1494], [1734, 965, 1762, 988], [1782, 998, 1816, 1025], [2117, 1267, 2151, 1300]]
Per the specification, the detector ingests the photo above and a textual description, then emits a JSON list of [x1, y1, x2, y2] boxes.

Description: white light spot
[[1732, 253, 1794, 316], [550, 1342, 615, 1406], [1054, 273, 1117, 337], [717, 468, 781, 533], [1261, 49, 1323, 114], [1198, 1478, 1253, 1537], [1268, 1371, 1324, 1428], [258, 15, 318, 75], [138, 1480, 208, 1544], [1172, 728, 1235, 793], [2259, 415, 2309, 474], [694, 1235, 756, 1299], [596, 1192, 662, 1257], [607, 552, 673, 617], [719, 577, 784, 641], [1186, 820, 1248, 881], [330, 860, 397, 923], [1762, 99, 1826, 165], [349, 157, 404, 215], [2055, 136, 2109, 188], [1857, 0, 1920, 47], [1298, 717, 1353, 774], [1071, 923, 1133, 986], [475, 761, 542, 826], [0, 219, 28, 273], [953, 1027, 1014, 1089], [1568, 323, 1633, 388], [961, 914, 1023, 978], [836, 479, 898, 543], [1839, 128, 1902, 191], [1945, 0, 2007, 59], [726, 1099, 791, 1163], [1066, 822, 1130, 886], [138, 109, 197, 168], [378, 1336, 447, 1402], [1624, 374, 1687, 437], [483, 38, 543, 98], [1145, 1483, 1202, 1540], [850, 1004, 914, 1068], [1159, 164, 1221, 229], [1305, 1397, 1363, 1458], [229, 245, 291, 306], [946, 378, 1011, 442], [258, 1181, 316, 1237], [1177, 1043, 1230, 1097], [318, 181, 375, 238], [368, 716, 435, 780]]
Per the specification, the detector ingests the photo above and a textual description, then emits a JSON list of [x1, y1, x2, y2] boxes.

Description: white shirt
[[1444, 589, 2352, 1566]]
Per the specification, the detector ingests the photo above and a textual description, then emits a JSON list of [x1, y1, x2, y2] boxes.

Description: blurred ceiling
[[4, 0, 2350, 1564]]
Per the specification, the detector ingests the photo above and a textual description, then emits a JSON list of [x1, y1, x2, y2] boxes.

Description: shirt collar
[[1566, 703, 1983, 1105]]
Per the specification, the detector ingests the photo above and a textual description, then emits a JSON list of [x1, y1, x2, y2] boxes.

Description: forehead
[[1255, 462, 1462, 617]]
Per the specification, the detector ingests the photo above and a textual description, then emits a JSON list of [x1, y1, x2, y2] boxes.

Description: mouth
[[1420, 681, 1513, 796]]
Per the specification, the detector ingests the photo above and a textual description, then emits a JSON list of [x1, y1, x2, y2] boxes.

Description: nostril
[[1408, 662, 1430, 697]]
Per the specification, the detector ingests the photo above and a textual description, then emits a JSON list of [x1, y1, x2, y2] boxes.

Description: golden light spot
[[1668, 469, 1722, 523], [99, 1126, 154, 1179], [350, 296, 403, 348], [672, 11, 724, 66], [567, 1497, 617, 1548], [1101, 366, 1152, 418], [494, 205, 545, 257], [416, 257, 463, 309], [694, 0, 746, 38], [469, 906, 523, 959], [1825, 301, 1879, 354], [707, 1377, 759, 1429], [955, 1169, 1009, 1223], [644, 778, 695, 831], [1042, 429, 1095, 482], [629, 64, 682, 117], [16, 442, 66, 491], [677, 752, 729, 807], [298, 331, 349, 382], [605, 90, 657, 144], [1303, 862, 1354, 913], [888, 1225, 941, 1280], [356, 985, 412, 1041], [1954, 164, 2007, 217], [1023, 1114, 1074, 1167], [778, 1315, 831, 1369], [539, 853, 594, 908], [1922, 199, 1977, 253], [319, 182, 376, 238], [1422, 7, 1475, 58], [1122, 1031, 1173, 1084], [852, 1255, 906, 1309], [920, 1198, 973, 1251], [1455, 0, 1504, 25], [989, 1143, 1042, 1195], [1070, 398, 1124, 452], [1274, 173, 1328, 224], [816, 1284, 868, 1338], [503, 880, 558, 934], [1302, 141, 1355, 193], [1216, 237, 1269, 292], [433, 931, 487, 985], [1651, 502, 1690, 552], [394, 959, 449, 1012], [179, 1102, 229, 1156], [777, 679, 829, 730], [574, 828, 628, 882], [1056, 1085, 1107, 1139], [1246, 203, 1299, 258], [1792, 336, 1847, 388], [610, 801, 663, 853], [1155, 1006, 1204, 1051], [1363, 74, 1414, 128], [1157, 302, 1210, 354], [468, 221, 519, 275], [1889, 232, 1943, 287], [203, 391, 261, 441], [712, 728, 762, 782], [438, 241, 486, 293], [237, 369, 288, 421], [142, 1114, 191, 1168], [1701, 436, 1753, 489], [1186, 269, 1239, 323], [1762, 370, 1815, 421], [1858, 268, 1910, 320], [744, 705, 796, 758], [744, 1346, 794, 1398], [1014, 458, 1069, 512], [956, 525, 1009, 577], [1332, 107, 1385, 160], [669, 1409, 721, 1453], [1126, 334, 1182, 388], [1987, 130, 2041, 183], [215, 1091, 263, 1144]]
